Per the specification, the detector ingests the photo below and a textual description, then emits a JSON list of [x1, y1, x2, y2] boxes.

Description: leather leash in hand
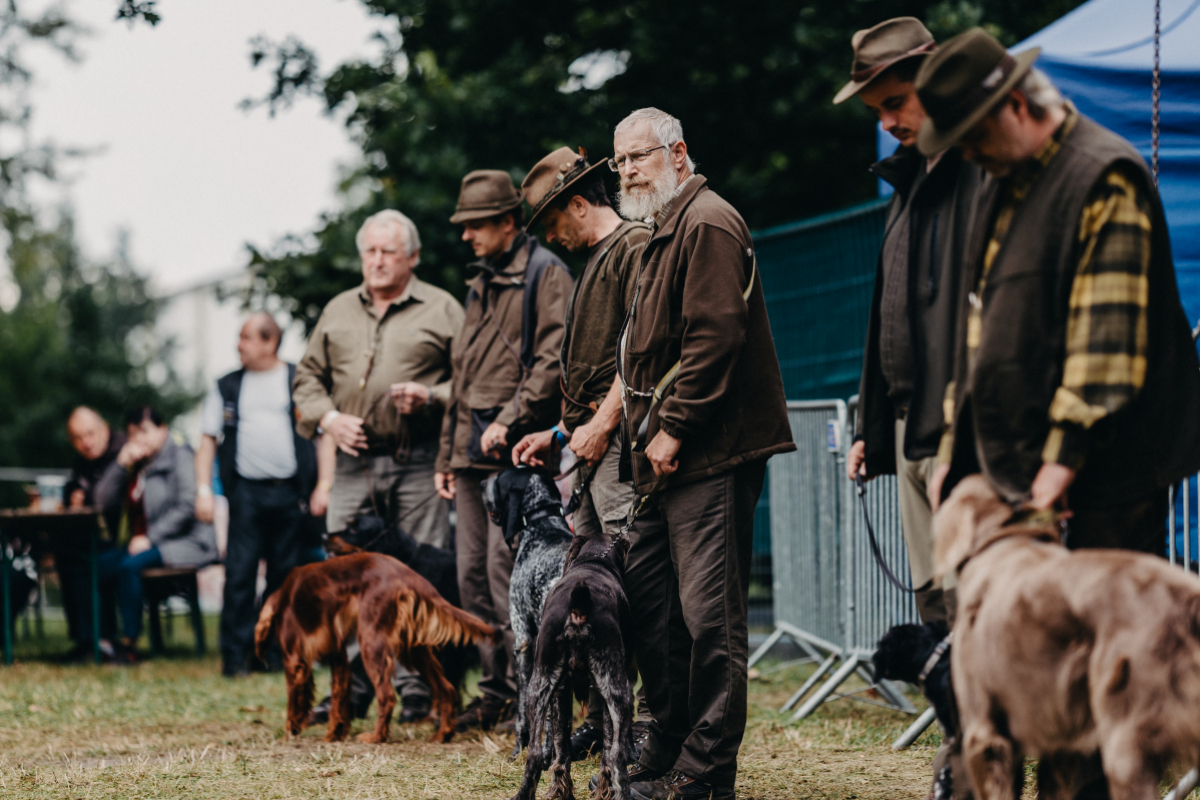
[[855, 474, 914, 594]]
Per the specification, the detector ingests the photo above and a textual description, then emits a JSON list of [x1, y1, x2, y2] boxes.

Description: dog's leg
[[356, 639, 396, 744], [512, 666, 556, 800], [1036, 752, 1093, 800], [1100, 735, 1161, 800], [595, 651, 633, 800], [547, 681, 576, 800], [413, 647, 459, 744], [962, 724, 1023, 800], [325, 650, 353, 742], [511, 640, 529, 760], [284, 653, 314, 737]]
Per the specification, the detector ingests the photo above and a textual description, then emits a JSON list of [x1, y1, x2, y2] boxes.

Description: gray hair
[[614, 107, 697, 172], [1017, 68, 1065, 120], [356, 209, 421, 262]]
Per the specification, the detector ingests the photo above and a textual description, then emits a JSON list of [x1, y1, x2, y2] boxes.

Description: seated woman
[[95, 406, 219, 663]]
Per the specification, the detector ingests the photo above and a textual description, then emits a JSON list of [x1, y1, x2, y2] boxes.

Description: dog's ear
[[324, 534, 361, 556], [934, 475, 1008, 580]]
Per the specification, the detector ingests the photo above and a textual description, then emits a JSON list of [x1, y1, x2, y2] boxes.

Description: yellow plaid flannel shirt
[[938, 105, 1153, 473]]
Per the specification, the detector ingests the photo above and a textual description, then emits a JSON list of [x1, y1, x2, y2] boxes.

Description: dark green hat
[[914, 28, 1041, 156]]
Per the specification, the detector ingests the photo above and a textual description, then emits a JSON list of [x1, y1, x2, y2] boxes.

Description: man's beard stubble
[[618, 164, 680, 221]]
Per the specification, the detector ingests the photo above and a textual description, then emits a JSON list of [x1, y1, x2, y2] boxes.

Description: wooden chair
[[141, 566, 205, 657]]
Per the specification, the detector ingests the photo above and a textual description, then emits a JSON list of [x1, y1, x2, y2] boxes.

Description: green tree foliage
[[247, 0, 1085, 333], [0, 2, 194, 482]]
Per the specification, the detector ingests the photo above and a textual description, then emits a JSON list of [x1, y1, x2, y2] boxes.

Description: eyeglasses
[[608, 145, 668, 172]]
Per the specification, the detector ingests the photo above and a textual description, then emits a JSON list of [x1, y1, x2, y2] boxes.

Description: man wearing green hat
[[920, 29, 1200, 798], [511, 146, 652, 760], [435, 169, 574, 732], [836, 16, 984, 628]]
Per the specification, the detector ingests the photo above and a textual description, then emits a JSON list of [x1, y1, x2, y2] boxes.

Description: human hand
[[434, 472, 457, 500], [325, 412, 368, 456], [127, 535, 152, 556], [569, 420, 611, 466], [194, 493, 215, 523], [645, 430, 682, 477], [481, 422, 509, 458], [513, 429, 555, 467], [929, 463, 951, 512], [116, 440, 153, 469], [846, 440, 867, 482], [309, 483, 331, 517], [390, 382, 432, 415], [69, 489, 86, 509], [1029, 462, 1076, 511]]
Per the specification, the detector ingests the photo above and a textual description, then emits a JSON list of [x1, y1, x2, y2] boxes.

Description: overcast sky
[[26, 0, 381, 294]]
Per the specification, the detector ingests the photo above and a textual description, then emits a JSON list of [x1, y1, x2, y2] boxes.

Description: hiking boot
[[590, 763, 663, 793], [631, 769, 735, 800], [454, 695, 513, 733], [399, 696, 432, 724], [631, 718, 652, 762], [570, 722, 604, 761], [307, 694, 371, 726]]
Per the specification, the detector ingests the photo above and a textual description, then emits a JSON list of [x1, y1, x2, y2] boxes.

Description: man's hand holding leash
[[322, 410, 369, 456]]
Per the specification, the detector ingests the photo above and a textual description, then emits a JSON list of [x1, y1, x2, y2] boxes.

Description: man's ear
[[569, 195, 588, 218]]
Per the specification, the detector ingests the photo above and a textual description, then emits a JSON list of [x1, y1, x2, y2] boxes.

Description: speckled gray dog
[[483, 467, 574, 759]]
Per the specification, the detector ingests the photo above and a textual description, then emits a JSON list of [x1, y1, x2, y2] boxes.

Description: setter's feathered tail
[[394, 585, 496, 650]]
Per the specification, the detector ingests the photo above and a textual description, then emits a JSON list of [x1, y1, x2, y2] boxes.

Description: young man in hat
[[919, 31, 1200, 796], [435, 169, 573, 731], [610, 107, 794, 800], [837, 17, 984, 627], [510, 147, 652, 760]]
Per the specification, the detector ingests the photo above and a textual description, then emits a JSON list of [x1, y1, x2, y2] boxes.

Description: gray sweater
[[96, 437, 219, 568]]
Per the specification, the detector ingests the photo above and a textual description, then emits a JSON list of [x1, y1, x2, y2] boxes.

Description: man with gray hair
[[612, 107, 793, 800], [293, 208, 464, 719]]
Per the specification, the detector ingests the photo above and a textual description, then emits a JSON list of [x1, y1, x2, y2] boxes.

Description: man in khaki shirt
[[294, 209, 464, 544]]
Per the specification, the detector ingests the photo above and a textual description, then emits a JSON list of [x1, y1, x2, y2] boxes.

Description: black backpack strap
[[520, 237, 568, 368]]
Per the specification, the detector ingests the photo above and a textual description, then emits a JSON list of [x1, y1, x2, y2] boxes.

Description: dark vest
[[216, 363, 317, 499], [946, 114, 1200, 505]]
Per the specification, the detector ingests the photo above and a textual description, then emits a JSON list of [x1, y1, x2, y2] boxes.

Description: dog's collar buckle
[[917, 633, 953, 684]]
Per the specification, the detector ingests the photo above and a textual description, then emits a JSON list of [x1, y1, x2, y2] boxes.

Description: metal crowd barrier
[[748, 399, 916, 723]]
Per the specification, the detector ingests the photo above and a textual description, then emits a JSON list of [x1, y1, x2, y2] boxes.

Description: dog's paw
[[355, 731, 387, 744]]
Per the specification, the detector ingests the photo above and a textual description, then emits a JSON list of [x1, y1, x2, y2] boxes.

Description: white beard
[[618, 166, 680, 221]]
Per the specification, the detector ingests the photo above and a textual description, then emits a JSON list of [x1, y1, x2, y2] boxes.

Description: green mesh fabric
[[755, 198, 888, 401]]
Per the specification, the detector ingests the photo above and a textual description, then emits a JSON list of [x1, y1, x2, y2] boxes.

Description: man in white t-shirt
[[195, 313, 317, 677]]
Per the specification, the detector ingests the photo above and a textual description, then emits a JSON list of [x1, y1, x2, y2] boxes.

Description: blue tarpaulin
[[880, 0, 1200, 324]]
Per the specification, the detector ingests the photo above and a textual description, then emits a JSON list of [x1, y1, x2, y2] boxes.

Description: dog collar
[[522, 507, 563, 528], [917, 632, 952, 684]]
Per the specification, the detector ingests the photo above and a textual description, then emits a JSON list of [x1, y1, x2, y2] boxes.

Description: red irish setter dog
[[255, 552, 495, 743]]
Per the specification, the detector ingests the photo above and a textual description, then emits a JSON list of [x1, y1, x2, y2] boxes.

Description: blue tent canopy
[[880, 0, 1200, 324]]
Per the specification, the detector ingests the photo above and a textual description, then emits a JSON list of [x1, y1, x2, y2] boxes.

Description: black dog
[[873, 621, 955, 799], [511, 530, 635, 800], [483, 467, 574, 759], [315, 516, 473, 719]]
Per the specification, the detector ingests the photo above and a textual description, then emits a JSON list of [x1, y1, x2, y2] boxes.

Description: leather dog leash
[[855, 474, 914, 594]]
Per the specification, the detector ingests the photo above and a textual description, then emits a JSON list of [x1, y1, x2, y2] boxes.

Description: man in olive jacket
[[611, 108, 794, 800], [836, 17, 984, 625], [434, 169, 573, 731], [511, 146, 652, 760]]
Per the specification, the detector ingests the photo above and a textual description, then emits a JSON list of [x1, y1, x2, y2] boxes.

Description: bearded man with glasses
[[610, 107, 794, 800]]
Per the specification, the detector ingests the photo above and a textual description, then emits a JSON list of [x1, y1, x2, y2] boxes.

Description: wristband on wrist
[[196, 485, 213, 498], [316, 481, 334, 492], [321, 409, 341, 429], [550, 425, 568, 446]]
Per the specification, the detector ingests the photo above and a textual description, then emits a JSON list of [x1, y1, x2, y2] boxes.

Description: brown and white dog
[[254, 552, 495, 743], [936, 475, 1200, 800]]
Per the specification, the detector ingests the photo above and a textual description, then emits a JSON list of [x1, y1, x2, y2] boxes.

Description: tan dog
[[936, 475, 1200, 800]]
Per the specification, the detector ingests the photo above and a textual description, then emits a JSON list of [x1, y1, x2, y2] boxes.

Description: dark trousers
[[630, 460, 767, 789], [97, 545, 164, 641], [220, 477, 303, 669], [455, 468, 517, 700], [56, 546, 116, 645]]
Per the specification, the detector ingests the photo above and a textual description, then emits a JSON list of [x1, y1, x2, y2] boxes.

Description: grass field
[[0, 617, 950, 799]]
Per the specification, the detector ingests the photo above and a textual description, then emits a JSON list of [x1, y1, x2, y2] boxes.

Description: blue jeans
[[97, 546, 163, 641]]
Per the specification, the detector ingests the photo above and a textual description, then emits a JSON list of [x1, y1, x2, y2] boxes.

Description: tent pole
[[1153, 0, 1161, 187]]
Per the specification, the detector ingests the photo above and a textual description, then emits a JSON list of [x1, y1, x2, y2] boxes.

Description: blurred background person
[[195, 312, 317, 678], [95, 407, 219, 664], [294, 208, 462, 722], [57, 406, 125, 662]]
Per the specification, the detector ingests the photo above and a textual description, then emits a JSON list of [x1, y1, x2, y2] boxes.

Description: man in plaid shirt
[[919, 29, 1200, 556]]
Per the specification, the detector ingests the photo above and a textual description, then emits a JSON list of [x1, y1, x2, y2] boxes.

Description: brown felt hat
[[915, 28, 1041, 156], [449, 169, 523, 224], [521, 146, 608, 229], [832, 17, 936, 105]]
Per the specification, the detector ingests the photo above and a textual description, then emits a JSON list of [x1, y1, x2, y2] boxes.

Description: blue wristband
[[551, 425, 568, 445]]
